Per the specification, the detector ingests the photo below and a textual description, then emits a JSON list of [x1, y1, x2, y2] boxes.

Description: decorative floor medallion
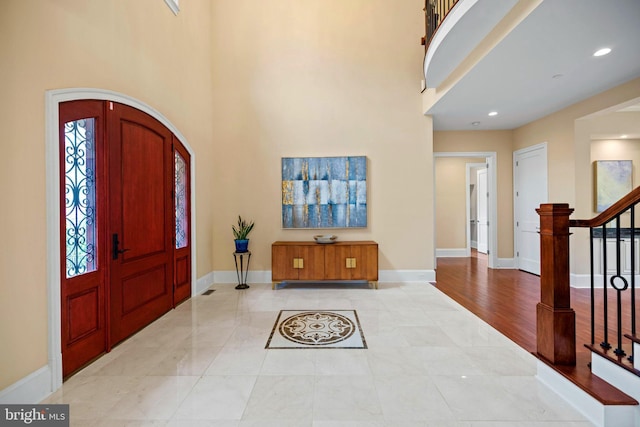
[[266, 310, 367, 349]]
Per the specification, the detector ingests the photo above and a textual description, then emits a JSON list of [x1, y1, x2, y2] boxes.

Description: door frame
[[434, 152, 498, 269], [466, 162, 487, 255], [45, 88, 197, 391]]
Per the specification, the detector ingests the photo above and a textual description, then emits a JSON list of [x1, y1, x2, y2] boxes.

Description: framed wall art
[[282, 156, 367, 229], [595, 160, 632, 212]]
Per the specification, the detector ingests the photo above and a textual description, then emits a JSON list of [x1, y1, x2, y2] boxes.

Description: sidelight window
[[63, 118, 97, 277], [175, 151, 188, 249]]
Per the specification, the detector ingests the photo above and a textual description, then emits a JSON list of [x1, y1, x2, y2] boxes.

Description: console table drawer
[[271, 241, 378, 289]]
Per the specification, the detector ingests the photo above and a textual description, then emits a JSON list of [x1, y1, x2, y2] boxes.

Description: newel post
[[536, 203, 576, 365]]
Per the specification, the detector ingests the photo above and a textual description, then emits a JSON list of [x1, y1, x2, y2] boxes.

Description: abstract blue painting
[[282, 156, 367, 228]]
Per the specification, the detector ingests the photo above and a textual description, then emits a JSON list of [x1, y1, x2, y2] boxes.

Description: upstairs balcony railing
[[422, 0, 459, 49], [537, 188, 639, 370]]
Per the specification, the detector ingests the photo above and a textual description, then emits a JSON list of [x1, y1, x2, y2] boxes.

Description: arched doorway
[[46, 89, 196, 387]]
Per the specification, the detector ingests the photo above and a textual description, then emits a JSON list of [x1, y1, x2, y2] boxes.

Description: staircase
[[537, 191, 640, 427], [586, 333, 640, 427]]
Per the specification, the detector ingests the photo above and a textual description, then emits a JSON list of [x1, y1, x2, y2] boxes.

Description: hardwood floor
[[433, 250, 637, 405]]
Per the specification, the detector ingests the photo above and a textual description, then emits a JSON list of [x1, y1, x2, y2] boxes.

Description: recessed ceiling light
[[593, 48, 611, 57], [471, 121, 480, 126], [488, 111, 498, 117]]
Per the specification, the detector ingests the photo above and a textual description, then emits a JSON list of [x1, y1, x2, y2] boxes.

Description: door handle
[[112, 233, 130, 260]]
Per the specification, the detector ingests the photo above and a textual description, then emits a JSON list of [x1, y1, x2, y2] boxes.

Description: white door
[[477, 168, 488, 254], [514, 143, 548, 275], [470, 175, 477, 248]]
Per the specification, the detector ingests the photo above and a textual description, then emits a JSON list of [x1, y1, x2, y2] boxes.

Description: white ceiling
[[424, 0, 640, 131]]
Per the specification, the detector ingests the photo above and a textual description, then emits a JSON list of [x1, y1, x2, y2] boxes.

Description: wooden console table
[[271, 241, 378, 289]]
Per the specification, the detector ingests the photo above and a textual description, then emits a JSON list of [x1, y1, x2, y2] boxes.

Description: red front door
[[173, 137, 191, 306], [107, 103, 175, 345], [59, 100, 189, 376], [59, 101, 108, 377]]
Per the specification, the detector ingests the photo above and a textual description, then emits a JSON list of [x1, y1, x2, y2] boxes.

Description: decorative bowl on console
[[313, 234, 337, 244]]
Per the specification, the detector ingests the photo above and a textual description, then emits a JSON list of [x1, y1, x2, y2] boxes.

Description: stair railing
[[537, 187, 640, 367], [422, 0, 459, 50], [570, 187, 639, 365]]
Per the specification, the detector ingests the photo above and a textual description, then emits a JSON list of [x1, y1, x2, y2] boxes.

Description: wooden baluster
[[536, 203, 576, 365]]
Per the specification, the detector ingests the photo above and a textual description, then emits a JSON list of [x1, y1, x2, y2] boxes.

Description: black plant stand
[[233, 251, 251, 289]]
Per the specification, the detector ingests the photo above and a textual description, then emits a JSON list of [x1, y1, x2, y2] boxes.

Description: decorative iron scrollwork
[[64, 119, 96, 277], [175, 151, 187, 249]]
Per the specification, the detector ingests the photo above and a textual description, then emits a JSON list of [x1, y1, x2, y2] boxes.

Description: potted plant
[[232, 215, 254, 253]]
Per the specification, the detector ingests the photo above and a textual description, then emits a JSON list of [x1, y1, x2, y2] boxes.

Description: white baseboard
[[195, 271, 215, 295], [211, 270, 271, 284], [207, 269, 437, 284], [436, 248, 468, 257], [495, 257, 516, 269], [571, 274, 592, 288], [434, 250, 516, 270], [378, 269, 436, 283], [570, 273, 640, 288], [536, 360, 637, 427], [0, 365, 53, 404]]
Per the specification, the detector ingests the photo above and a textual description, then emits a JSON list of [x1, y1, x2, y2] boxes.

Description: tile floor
[[266, 310, 366, 349], [42, 282, 595, 426]]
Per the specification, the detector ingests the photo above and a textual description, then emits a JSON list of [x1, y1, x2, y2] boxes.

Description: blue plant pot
[[235, 239, 249, 253]]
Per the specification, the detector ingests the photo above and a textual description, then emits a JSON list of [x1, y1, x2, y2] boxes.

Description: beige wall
[[432, 81, 640, 275], [571, 109, 640, 275], [433, 131, 514, 258], [0, 0, 215, 391], [9, 0, 635, 397], [0, 0, 430, 392], [575, 108, 640, 220], [209, 0, 431, 273], [514, 78, 640, 210], [512, 106, 576, 206], [435, 157, 485, 249], [513, 78, 640, 275]]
